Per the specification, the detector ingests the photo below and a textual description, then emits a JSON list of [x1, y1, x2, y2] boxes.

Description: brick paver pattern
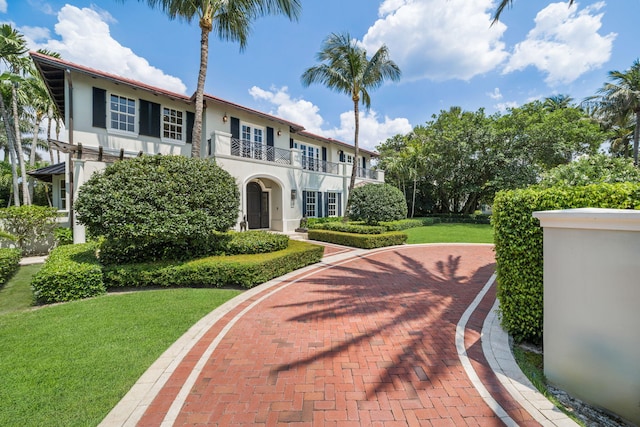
[[137, 245, 539, 426]]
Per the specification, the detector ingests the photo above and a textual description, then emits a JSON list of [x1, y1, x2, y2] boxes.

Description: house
[[30, 52, 384, 243]]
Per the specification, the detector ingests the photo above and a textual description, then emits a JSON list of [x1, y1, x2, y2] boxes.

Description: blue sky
[[2, 0, 639, 151]]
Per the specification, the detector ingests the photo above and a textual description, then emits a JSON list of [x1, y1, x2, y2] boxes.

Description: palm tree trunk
[[0, 95, 20, 206], [11, 84, 30, 205], [633, 109, 640, 166], [411, 174, 417, 218], [343, 100, 360, 222], [191, 25, 210, 158], [29, 114, 42, 202]]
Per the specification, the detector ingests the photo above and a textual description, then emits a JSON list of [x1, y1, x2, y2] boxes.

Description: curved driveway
[[101, 244, 561, 426]]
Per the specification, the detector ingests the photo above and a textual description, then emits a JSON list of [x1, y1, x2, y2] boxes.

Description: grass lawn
[[0, 286, 241, 426], [0, 264, 42, 314], [404, 223, 494, 244]]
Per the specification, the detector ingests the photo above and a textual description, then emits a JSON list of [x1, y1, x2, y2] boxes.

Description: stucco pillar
[[533, 208, 640, 425]]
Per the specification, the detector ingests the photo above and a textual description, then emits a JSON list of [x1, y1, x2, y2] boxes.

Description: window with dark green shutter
[[186, 112, 195, 143], [267, 127, 274, 161], [92, 87, 106, 129]]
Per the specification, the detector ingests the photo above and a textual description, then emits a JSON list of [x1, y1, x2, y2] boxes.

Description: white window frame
[[300, 144, 320, 171], [161, 106, 184, 143], [108, 93, 136, 135], [240, 122, 266, 159], [55, 176, 66, 210], [327, 192, 337, 217], [305, 191, 317, 218]]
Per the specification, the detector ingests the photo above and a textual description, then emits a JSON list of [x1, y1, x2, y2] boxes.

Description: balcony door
[[247, 182, 269, 229]]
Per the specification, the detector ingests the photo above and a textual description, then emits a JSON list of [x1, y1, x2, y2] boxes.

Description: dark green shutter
[[338, 193, 342, 217], [186, 112, 195, 143], [317, 192, 323, 218], [92, 87, 106, 128], [266, 127, 274, 161], [362, 156, 366, 169], [322, 147, 327, 172], [139, 100, 160, 138], [302, 190, 307, 217], [324, 192, 329, 217], [230, 117, 240, 139]]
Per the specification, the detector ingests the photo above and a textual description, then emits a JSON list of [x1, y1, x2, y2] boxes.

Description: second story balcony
[[210, 133, 384, 182]]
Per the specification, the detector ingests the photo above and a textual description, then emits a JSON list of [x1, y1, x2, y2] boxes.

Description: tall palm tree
[[493, 0, 574, 23], [137, 0, 301, 158], [301, 32, 401, 220], [591, 59, 640, 165], [0, 24, 29, 205]]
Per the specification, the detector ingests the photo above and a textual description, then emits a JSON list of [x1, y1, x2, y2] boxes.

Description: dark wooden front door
[[247, 182, 269, 229]]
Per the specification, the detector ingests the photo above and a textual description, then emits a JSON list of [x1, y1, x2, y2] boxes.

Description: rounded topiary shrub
[[75, 155, 240, 264], [349, 183, 407, 225]]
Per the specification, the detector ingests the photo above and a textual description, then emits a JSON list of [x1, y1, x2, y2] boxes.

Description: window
[[57, 178, 66, 210], [240, 123, 265, 159], [300, 144, 319, 171], [110, 94, 135, 132], [344, 154, 353, 164], [163, 107, 183, 141], [327, 192, 337, 217], [305, 191, 317, 217]]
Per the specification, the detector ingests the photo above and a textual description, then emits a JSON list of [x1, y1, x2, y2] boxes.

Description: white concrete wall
[[533, 208, 640, 425]]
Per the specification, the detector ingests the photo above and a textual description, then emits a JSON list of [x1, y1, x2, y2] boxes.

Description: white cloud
[[488, 88, 503, 100], [361, 0, 508, 82], [249, 86, 412, 151], [28, 5, 187, 94], [503, 2, 616, 85], [494, 101, 518, 112], [0, 0, 7, 14]]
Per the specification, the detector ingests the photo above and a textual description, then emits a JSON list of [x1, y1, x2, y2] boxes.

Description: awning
[[27, 162, 65, 182]]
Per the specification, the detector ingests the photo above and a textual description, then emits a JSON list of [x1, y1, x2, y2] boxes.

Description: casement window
[[163, 107, 183, 141], [305, 191, 317, 217], [236, 121, 267, 159], [327, 192, 337, 217], [110, 94, 136, 133]]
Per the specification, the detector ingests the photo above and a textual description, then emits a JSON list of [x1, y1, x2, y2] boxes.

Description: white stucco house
[[30, 52, 384, 243]]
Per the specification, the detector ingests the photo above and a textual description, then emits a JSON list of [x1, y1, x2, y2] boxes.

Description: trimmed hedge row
[[308, 229, 407, 249], [102, 240, 324, 289], [31, 243, 106, 305], [0, 248, 21, 287], [380, 218, 434, 230], [423, 213, 491, 224], [310, 222, 387, 234], [492, 183, 640, 343]]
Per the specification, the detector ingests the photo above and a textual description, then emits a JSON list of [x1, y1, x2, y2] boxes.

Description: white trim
[[533, 208, 640, 231]]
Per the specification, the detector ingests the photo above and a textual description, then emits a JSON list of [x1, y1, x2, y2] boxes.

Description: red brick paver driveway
[[132, 244, 539, 426]]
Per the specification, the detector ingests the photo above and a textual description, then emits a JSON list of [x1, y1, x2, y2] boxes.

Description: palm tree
[[493, 0, 574, 23], [590, 59, 640, 165], [543, 94, 573, 112], [301, 32, 401, 220], [137, 0, 301, 158]]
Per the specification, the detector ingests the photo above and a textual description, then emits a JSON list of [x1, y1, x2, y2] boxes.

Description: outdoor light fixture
[[277, 128, 282, 136], [222, 113, 228, 123], [291, 189, 297, 200]]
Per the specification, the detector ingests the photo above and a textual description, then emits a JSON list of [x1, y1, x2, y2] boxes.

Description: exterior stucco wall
[[533, 208, 640, 425]]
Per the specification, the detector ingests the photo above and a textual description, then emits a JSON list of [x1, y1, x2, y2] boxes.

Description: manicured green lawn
[[0, 264, 42, 314], [404, 223, 494, 244], [0, 287, 241, 426]]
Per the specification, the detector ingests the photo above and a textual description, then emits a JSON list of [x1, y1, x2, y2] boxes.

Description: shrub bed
[[102, 240, 323, 289], [308, 229, 407, 249], [0, 248, 21, 287], [31, 243, 106, 304], [492, 183, 640, 343], [423, 213, 491, 224]]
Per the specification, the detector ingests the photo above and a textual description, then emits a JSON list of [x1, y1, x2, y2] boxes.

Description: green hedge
[[423, 213, 491, 224], [492, 183, 640, 343], [102, 240, 324, 289], [310, 222, 387, 234], [31, 243, 106, 304], [0, 248, 21, 287], [308, 229, 407, 249], [380, 218, 434, 230], [224, 231, 289, 255]]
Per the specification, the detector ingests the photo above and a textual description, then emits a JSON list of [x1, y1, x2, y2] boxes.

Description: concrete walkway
[[101, 243, 576, 427]]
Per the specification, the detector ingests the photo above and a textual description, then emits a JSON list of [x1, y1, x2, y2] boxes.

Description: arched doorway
[[246, 182, 269, 229]]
